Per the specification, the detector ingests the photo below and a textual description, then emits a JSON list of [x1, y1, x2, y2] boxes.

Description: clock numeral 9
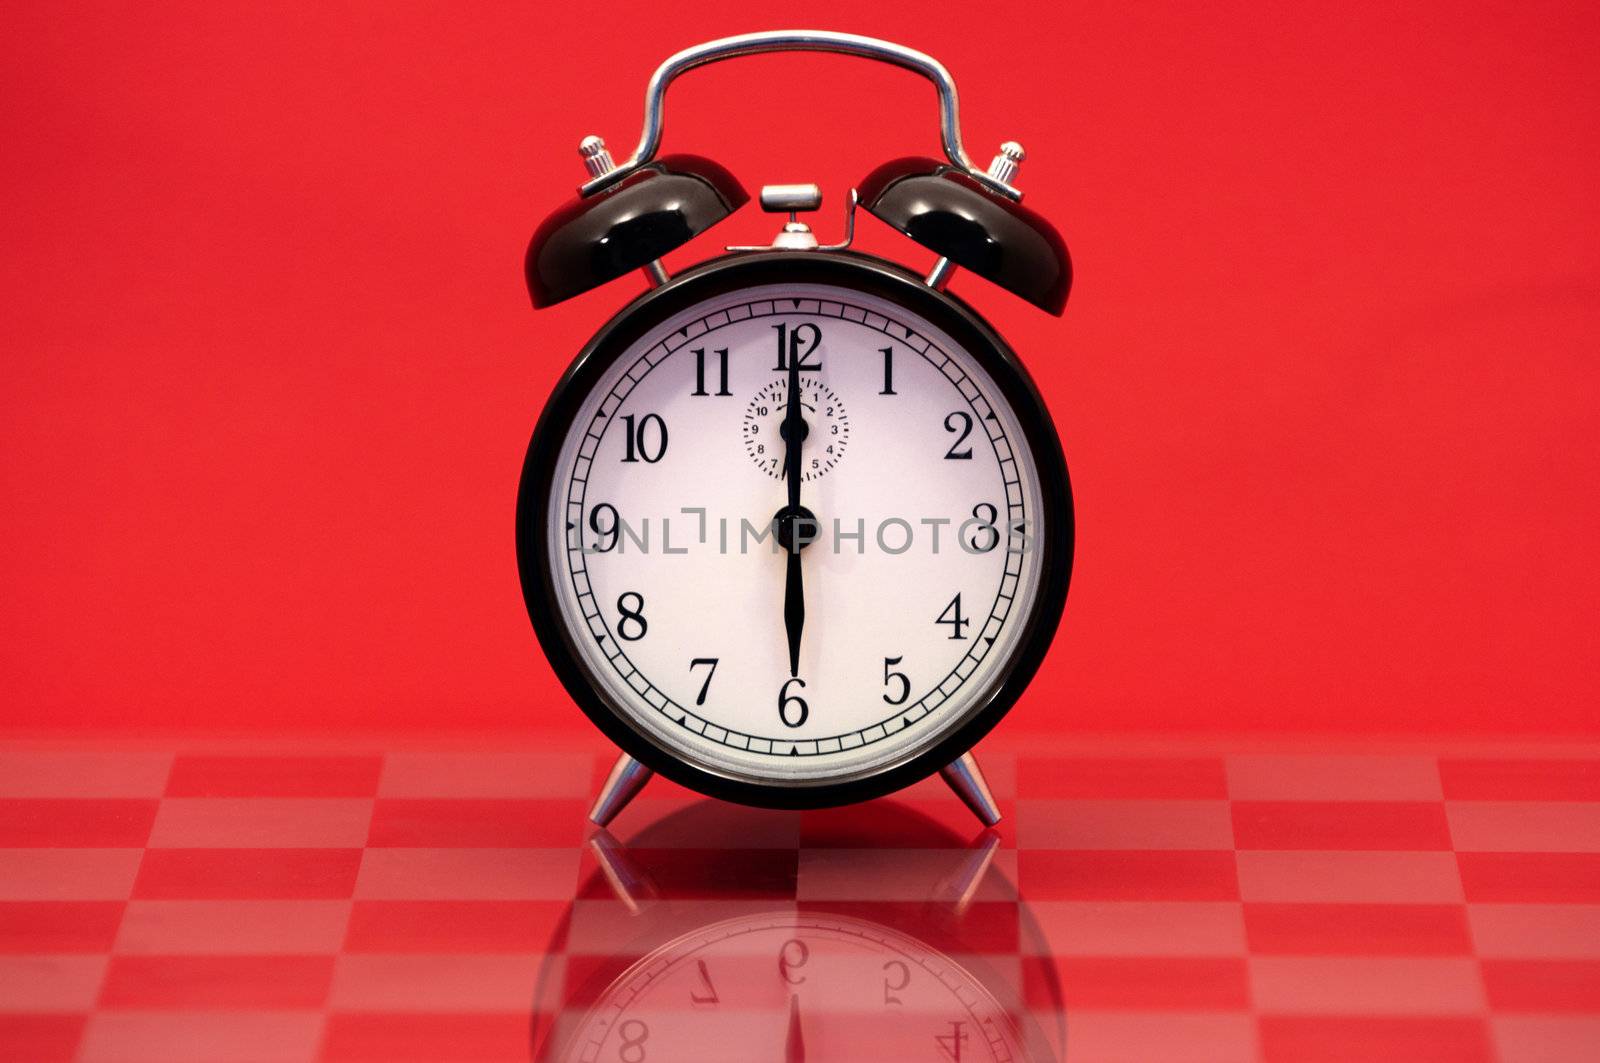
[[943, 411, 974, 459], [620, 413, 668, 463], [588, 503, 620, 553], [937, 594, 969, 640], [778, 938, 809, 984], [690, 347, 731, 396], [965, 503, 1000, 553], [882, 656, 910, 706], [777, 677, 808, 728], [616, 592, 647, 641], [772, 322, 823, 371], [617, 1018, 649, 1062]]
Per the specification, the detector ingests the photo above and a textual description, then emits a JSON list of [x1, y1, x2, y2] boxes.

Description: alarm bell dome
[[858, 157, 1072, 315], [526, 155, 749, 307]]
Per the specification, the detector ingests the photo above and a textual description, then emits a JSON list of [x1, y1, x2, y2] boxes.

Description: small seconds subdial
[[742, 379, 850, 481]]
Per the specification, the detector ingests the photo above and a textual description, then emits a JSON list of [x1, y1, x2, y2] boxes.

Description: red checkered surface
[[1, 737, 1597, 1062]]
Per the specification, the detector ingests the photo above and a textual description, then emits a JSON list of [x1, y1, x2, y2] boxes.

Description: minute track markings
[[562, 295, 1028, 757]]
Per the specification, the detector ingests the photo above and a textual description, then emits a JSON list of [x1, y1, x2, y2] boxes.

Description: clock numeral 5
[[882, 656, 910, 706], [690, 347, 731, 396], [620, 413, 668, 463], [882, 959, 911, 1006], [777, 677, 808, 728], [772, 322, 823, 371], [616, 592, 648, 641], [688, 657, 718, 706], [936, 594, 969, 640]]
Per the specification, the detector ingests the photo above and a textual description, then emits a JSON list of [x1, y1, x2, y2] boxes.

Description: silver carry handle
[[579, 30, 1022, 201]]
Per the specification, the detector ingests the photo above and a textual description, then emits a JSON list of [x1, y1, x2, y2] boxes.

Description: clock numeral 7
[[688, 958, 719, 1005], [882, 656, 910, 705], [772, 322, 823, 371], [690, 347, 731, 396], [688, 657, 718, 706], [936, 594, 969, 640]]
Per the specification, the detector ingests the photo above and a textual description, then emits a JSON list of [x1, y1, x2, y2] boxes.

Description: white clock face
[[544, 281, 1049, 786]]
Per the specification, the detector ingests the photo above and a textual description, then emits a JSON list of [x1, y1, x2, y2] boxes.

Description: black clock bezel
[[516, 251, 1073, 810]]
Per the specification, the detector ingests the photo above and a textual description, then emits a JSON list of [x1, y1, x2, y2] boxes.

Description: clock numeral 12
[[772, 322, 822, 371], [690, 347, 731, 396]]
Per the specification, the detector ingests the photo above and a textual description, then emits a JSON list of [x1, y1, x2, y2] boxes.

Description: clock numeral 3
[[943, 411, 974, 459], [620, 413, 668, 463], [688, 657, 718, 706], [965, 502, 1000, 553], [690, 347, 731, 396], [616, 592, 648, 641], [777, 677, 809, 728], [772, 322, 823, 371], [882, 656, 910, 706], [936, 594, 969, 640]]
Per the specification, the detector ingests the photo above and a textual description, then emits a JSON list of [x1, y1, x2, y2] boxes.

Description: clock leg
[[940, 751, 1002, 827], [589, 753, 653, 827]]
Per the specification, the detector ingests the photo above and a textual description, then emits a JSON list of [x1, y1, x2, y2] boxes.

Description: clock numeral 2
[[882, 656, 910, 705], [688, 657, 718, 706], [772, 322, 822, 371], [620, 413, 668, 463], [943, 411, 974, 459], [937, 594, 969, 640], [616, 592, 647, 641], [690, 347, 731, 396], [777, 677, 808, 728]]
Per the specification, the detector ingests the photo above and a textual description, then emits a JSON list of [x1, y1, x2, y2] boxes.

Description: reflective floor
[[1, 737, 1597, 1061]]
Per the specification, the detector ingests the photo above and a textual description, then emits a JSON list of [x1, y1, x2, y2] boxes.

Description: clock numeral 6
[[616, 592, 647, 641], [937, 594, 969, 640], [620, 413, 668, 464], [777, 677, 808, 728], [943, 411, 974, 460], [778, 938, 809, 984], [882, 656, 910, 706], [617, 1018, 649, 1062]]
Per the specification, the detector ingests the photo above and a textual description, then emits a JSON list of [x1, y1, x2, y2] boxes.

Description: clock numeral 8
[[617, 1018, 649, 1062], [616, 592, 648, 641], [777, 677, 808, 728]]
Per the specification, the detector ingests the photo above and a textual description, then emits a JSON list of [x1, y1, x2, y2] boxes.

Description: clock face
[[521, 257, 1070, 798], [547, 911, 1029, 1063]]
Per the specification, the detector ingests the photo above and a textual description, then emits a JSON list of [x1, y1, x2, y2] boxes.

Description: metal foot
[[589, 754, 653, 826], [940, 751, 1001, 827], [936, 828, 1001, 916], [586, 829, 658, 913]]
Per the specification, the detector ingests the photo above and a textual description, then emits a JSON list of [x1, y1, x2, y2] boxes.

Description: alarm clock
[[529, 801, 1068, 1061], [517, 31, 1073, 826]]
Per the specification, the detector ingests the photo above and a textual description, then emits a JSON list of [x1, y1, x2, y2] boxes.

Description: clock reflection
[[531, 801, 1065, 1061]]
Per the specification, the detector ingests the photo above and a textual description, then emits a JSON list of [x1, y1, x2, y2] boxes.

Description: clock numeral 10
[[777, 677, 808, 728], [937, 594, 969, 640], [690, 347, 731, 396], [772, 322, 823, 371], [620, 413, 668, 463]]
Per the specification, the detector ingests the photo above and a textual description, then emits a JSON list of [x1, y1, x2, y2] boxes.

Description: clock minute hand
[[782, 348, 805, 678]]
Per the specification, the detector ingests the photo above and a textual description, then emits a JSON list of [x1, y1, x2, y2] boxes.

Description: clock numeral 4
[[616, 592, 648, 641], [936, 1020, 969, 1061], [882, 656, 910, 705], [943, 411, 974, 460], [936, 594, 969, 640], [690, 347, 731, 396], [777, 677, 809, 728], [620, 413, 668, 463], [772, 322, 823, 371], [688, 657, 718, 706]]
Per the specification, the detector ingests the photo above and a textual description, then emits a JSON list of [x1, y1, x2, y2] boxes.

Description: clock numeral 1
[[936, 594, 969, 640], [882, 959, 911, 1006], [688, 657, 718, 706], [616, 592, 647, 641], [882, 656, 910, 705], [772, 322, 822, 371], [935, 1020, 969, 1062], [777, 677, 808, 728], [879, 345, 897, 395], [690, 347, 731, 396], [620, 413, 668, 463], [618, 1019, 650, 1063], [943, 411, 974, 459]]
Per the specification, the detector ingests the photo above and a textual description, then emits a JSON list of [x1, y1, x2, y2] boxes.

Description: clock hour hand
[[785, 992, 805, 1063]]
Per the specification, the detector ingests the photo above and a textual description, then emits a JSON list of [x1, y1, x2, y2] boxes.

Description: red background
[[2, 1, 1595, 737]]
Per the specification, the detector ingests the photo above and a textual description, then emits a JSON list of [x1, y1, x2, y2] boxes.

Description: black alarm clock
[[517, 31, 1073, 826]]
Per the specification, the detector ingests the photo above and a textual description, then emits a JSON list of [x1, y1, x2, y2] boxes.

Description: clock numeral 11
[[690, 347, 731, 396]]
